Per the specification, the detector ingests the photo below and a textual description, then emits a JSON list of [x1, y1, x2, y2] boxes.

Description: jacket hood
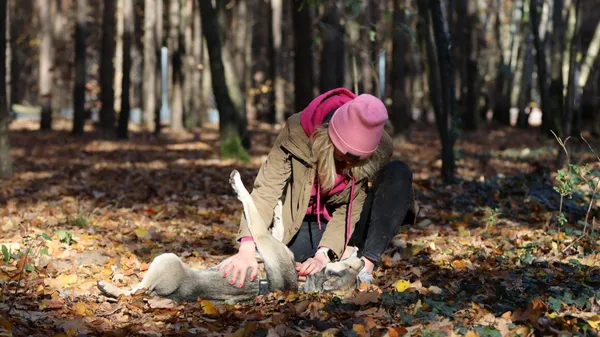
[[299, 88, 356, 137]]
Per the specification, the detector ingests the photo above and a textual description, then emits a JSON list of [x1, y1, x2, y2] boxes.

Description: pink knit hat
[[328, 94, 388, 160]]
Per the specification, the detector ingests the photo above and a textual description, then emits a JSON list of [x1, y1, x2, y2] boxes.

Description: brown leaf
[[350, 290, 381, 305], [147, 298, 176, 309], [294, 299, 309, 314]]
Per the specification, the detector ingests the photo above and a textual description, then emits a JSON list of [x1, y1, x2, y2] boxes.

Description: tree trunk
[[154, 0, 163, 135], [369, 0, 381, 96], [216, 3, 249, 146], [390, 0, 411, 136], [143, 0, 156, 131], [251, 0, 275, 123], [456, 0, 481, 130], [530, 0, 552, 135], [558, 0, 581, 167], [0, 0, 11, 178], [188, 0, 204, 127], [114, 0, 124, 114], [183, 0, 193, 127], [549, 0, 565, 135], [5, 1, 9, 113], [427, 0, 457, 183], [118, 0, 133, 139], [38, 0, 53, 130], [199, 0, 249, 159], [416, 0, 443, 123], [168, 0, 184, 130], [272, 0, 285, 123], [72, 0, 87, 136], [100, 0, 116, 132], [492, 1, 514, 126], [291, 0, 314, 113], [132, 0, 144, 112], [319, 4, 345, 93], [360, 1, 373, 94]]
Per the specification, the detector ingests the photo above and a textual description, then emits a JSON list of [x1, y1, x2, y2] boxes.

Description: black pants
[[288, 160, 414, 265]]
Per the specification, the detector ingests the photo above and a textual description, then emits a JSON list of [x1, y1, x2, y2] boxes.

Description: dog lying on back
[[97, 170, 364, 303]]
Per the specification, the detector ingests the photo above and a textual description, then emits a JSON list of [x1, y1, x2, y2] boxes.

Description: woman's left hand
[[297, 252, 329, 276]]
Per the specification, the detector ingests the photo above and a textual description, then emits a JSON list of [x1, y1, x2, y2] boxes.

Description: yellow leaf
[[352, 324, 366, 336], [586, 315, 600, 329], [135, 227, 150, 239], [56, 274, 78, 285], [200, 299, 219, 315], [73, 302, 88, 315], [394, 279, 410, 292], [465, 331, 479, 337]]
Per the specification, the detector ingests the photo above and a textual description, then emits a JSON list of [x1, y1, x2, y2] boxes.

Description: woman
[[218, 88, 416, 288]]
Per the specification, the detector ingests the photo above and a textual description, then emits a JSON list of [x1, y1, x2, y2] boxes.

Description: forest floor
[[1, 118, 600, 337]]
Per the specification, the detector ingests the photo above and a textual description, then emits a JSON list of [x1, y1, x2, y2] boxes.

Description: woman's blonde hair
[[311, 123, 388, 192]]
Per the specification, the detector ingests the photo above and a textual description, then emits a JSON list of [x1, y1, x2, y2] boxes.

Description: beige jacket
[[236, 113, 400, 259]]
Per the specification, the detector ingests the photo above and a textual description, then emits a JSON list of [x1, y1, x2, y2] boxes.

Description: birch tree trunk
[[38, 0, 53, 130], [72, 0, 87, 136], [188, 0, 204, 127], [143, 0, 156, 131], [169, 0, 184, 130], [0, 0, 11, 178], [117, 0, 133, 139], [114, 0, 124, 114], [272, 0, 285, 123], [100, 0, 116, 131], [183, 0, 193, 126]]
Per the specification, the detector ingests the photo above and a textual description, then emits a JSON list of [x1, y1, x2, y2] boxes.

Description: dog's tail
[[230, 170, 298, 293]]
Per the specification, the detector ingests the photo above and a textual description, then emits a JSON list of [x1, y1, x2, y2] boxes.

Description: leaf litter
[[1, 120, 600, 336]]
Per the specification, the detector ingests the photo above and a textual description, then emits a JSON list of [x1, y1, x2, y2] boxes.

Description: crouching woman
[[218, 88, 416, 288]]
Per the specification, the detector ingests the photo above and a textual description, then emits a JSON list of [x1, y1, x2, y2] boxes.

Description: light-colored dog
[[97, 170, 363, 303]]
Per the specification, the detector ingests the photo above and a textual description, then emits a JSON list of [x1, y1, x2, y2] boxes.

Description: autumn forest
[[1, 0, 600, 336]]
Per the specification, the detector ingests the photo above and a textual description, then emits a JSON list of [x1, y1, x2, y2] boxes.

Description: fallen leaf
[[73, 302, 88, 315], [200, 299, 219, 315], [353, 324, 366, 336], [428, 285, 442, 295], [135, 227, 150, 239], [350, 290, 381, 305], [394, 279, 410, 292], [147, 297, 176, 309], [294, 300, 310, 314], [451, 259, 468, 270]]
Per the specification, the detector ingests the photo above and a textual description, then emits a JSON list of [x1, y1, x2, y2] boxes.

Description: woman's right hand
[[217, 241, 258, 288]]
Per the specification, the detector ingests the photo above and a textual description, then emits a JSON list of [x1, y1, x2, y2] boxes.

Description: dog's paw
[[229, 170, 240, 191], [319, 256, 364, 291], [97, 280, 126, 298]]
